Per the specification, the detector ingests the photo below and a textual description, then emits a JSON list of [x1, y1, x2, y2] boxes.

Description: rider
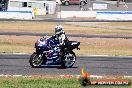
[[49, 25, 67, 60], [51, 25, 67, 48]]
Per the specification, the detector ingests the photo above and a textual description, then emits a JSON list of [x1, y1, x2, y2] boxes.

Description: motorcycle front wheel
[[29, 52, 44, 68]]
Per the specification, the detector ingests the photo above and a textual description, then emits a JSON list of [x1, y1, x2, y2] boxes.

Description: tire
[[80, 1, 85, 6], [65, 1, 69, 6], [29, 52, 44, 68], [61, 51, 76, 68]]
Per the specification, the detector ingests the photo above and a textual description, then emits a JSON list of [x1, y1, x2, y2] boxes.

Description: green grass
[[0, 77, 131, 88]]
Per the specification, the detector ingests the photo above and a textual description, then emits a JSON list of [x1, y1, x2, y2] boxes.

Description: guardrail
[[58, 11, 132, 21], [96, 11, 132, 20], [0, 11, 34, 19], [58, 11, 96, 18]]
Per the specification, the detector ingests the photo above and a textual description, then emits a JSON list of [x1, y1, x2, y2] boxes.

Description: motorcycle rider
[[52, 25, 67, 46], [46, 25, 67, 64]]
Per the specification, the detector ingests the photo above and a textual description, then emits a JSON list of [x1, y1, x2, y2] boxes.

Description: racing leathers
[[50, 31, 67, 59], [51, 31, 67, 47]]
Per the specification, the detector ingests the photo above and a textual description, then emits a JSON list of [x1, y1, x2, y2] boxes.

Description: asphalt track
[[1, 32, 132, 39], [0, 54, 132, 76]]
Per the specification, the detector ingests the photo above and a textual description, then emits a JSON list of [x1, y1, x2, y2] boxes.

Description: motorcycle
[[29, 35, 80, 68]]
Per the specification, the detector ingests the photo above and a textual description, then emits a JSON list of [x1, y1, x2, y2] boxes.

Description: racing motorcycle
[[29, 35, 80, 68]]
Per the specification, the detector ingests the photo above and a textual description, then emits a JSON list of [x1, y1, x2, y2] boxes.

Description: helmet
[[55, 25, 63, 35]]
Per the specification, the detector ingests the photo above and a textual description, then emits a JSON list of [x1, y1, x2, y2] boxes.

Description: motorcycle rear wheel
[[61, 51, 76, 68], [29, 52, 44, 68]]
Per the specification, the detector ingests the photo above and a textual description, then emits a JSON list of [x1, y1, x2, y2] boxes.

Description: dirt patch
[[70, 37, 132, 56], [0, 35, 40, 45], [65, 22, 132, 31], [0, 35, 132, 56], [1, 22, 132, 36]]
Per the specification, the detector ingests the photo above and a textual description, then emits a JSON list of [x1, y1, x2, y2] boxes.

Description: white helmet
[[55, 25, 63, 35]]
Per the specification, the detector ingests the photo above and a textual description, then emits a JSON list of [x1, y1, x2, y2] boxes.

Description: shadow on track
[[30, 66, 79, 69]]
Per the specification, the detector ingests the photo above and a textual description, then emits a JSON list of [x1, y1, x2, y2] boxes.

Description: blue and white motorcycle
[[29, 36, 80, 68]]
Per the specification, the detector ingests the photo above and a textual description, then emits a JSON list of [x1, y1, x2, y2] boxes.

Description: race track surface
[[0, 54, 132, 76]]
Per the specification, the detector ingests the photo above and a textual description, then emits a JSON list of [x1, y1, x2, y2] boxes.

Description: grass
[[0, 35, 132, 56], [0, 22, 132, 35], [0, 77, 131, 88], [99, 22, 132, 27], [0, 77, 79, 88]]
